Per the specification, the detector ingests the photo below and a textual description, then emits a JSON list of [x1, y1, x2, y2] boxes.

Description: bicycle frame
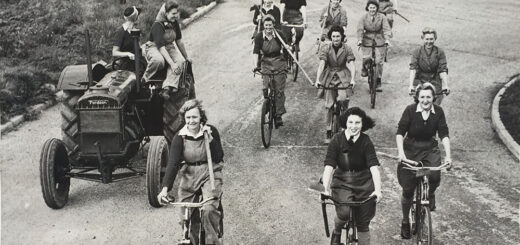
[[320, 193, 376, 244], [163, 196, 219, 245], [401, 160, 448, 244], [317, 84, 353, 136], [359, 41, 387, 108]]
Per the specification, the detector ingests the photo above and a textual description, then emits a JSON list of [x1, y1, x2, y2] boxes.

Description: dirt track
[[1, 0, 520, 244]]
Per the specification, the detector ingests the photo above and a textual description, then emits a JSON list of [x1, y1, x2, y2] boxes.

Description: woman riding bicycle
[[158, 99, 224, 245], [319, 0, 348, 41], [396, 82, 452, 239], [321, 107, 382, 245], [142, 0, 191, 100], [112, 6, 143, 71], [357, 0, 391, 92], [409, 27, 450, 105], [280, 0, 306, 51], [315, 25, 356, 144], [253, 15, 289, 127]]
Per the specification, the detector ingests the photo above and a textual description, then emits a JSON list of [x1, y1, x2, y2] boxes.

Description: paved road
[[2, 0, 519, 244]]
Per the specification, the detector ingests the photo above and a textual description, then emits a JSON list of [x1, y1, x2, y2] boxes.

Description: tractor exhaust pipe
[[85, 29, 94, 89]]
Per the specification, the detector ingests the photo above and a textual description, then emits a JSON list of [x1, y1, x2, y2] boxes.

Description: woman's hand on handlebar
[[315, 80, 322, 88], [157, 187, 169, 205], [253, 67, 261, 73], [445, 157, 453, 171], [350, 78, 356, 89], [369, 190, 382, 203]]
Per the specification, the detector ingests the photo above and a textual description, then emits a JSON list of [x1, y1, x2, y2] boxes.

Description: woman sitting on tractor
[[142, 0, 190, 100]]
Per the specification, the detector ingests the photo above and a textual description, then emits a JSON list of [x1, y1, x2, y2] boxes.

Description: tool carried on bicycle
[[320, 193, 376, 245], [161, 195, 224, 245], [358, 42, 387, 109], [281, 23, 304, 82], [316, 83, 353, 143], [400, 159, 450, 245], [254, 69, 286, 148]]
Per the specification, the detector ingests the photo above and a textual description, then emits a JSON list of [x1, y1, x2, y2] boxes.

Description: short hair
[[165, 0, 179, 12], [327, 25, 346, 42], [365, 0, 379, 11], [179, 99, 208, 124], [414, 82, 437, 103], [421, 27, 438, 40], [339, 107, 376, 132]]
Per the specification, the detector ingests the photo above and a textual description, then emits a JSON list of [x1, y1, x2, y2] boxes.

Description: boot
[[324, 130, 332, 145], [376, 78, 382, 92], [361, 59, 370, 77], [429, 193, 436, 211], [262, 89, 269, 99], [160, 87, 171, 100], [330, 230, 341, 245], [401, 220, 411, 239], [275, 116, 283, 128]]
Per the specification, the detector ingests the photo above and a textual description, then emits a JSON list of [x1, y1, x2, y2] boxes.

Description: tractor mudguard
[[57, 61, 110, 91]]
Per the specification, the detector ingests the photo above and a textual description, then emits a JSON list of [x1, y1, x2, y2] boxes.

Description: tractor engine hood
[[77, 70, 137, 109]]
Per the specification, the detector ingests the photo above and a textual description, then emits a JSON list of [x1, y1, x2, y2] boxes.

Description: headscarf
[[124, 6, 140, 22]]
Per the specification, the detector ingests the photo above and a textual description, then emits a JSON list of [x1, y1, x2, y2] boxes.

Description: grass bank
[[0, 0, 215, 123]]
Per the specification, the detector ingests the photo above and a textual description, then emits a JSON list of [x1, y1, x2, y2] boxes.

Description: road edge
[[491, 75, 520, 161], [0, 1, 219, 136]]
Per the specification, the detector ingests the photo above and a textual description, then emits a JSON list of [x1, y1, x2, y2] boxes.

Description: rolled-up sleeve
[[409, 48, 420, 70], [364, 137, 380, 167], [345, 45, 356, 63], [357, 17, 365, 41], [340, 9, 348, 28], [324, 135, 339, 168], [437, 107, 449, 139], [397, 106, 412, 136], [318, 42, 329, 61], [437, 48, 448, 74]]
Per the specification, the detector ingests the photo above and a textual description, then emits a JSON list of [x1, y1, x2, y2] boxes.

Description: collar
[[263, 31, 275, 40], [344, 130, 360, 143], [262, 5, 274, 12], [122, 22, 133, 32], [178, 124, 213, 141], [416, 103, 436, 114]]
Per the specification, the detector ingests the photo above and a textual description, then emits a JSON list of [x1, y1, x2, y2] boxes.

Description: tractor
[[39, 29, 193, 209]]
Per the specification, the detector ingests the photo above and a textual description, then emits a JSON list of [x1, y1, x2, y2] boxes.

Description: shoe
[[401, 220, 411, 239], [330, 230, 341, 245], [324, 131, 331, 145], [429, 194, 436, 211], [376, 78, 382, 92], [263, 89, 269, 99], [275, 116, 284, 128], [361, 67, 368, 77]]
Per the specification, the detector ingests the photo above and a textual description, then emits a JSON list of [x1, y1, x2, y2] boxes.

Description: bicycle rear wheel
[[417, 206, 432, 245], [260, 99, 273, 148], [292, 49, 299, 82], [330, 105, 340, 135], [368, 65, 376, 109]]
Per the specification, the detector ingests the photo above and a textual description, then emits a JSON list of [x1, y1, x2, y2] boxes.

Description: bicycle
[[254, 69, 286, 148], [281, 23, 304, 82], [358, 41, 387, 109], [316, 83, 353, 142], [161, 194, 224, 245], [320, 193, 376, 245], [400, 159, 450, 245]]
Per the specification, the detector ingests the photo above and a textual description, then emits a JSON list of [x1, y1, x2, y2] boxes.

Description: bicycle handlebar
[[316, 83, 353, 90], [358, 44, 388, 48], [161, 196, 218, 208], [320, 194, 376, 206], [253, 69, 286, 77], [282, 23, 305, 28], [400, 160, 450, 171]]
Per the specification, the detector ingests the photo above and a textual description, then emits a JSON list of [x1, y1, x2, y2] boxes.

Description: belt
[[185, 161, 207, 166], [405, 137, 434, 142], [340, 168, 369, 173], [263, 53, 282, 58]]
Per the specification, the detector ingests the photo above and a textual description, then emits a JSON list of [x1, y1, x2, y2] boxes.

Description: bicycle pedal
[[177, 239, 191, 245]]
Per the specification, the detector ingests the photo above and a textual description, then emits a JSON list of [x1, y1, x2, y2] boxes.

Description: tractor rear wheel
[[40, 138, 71, 209], [60, 91, 82, 163], [146, 136, 169, 207]]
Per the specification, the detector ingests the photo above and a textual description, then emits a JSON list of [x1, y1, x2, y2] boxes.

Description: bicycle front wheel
[[330, 106, 340, 135], [417, 206, 433, 245], [292, 50, 299, 82], [345, 222, 357, 245], [260, 99, 273, 148]]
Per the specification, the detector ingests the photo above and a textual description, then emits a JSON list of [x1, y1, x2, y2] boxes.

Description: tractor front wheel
[[146, 136, 169, 207], [40, 138, 71, 209]]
